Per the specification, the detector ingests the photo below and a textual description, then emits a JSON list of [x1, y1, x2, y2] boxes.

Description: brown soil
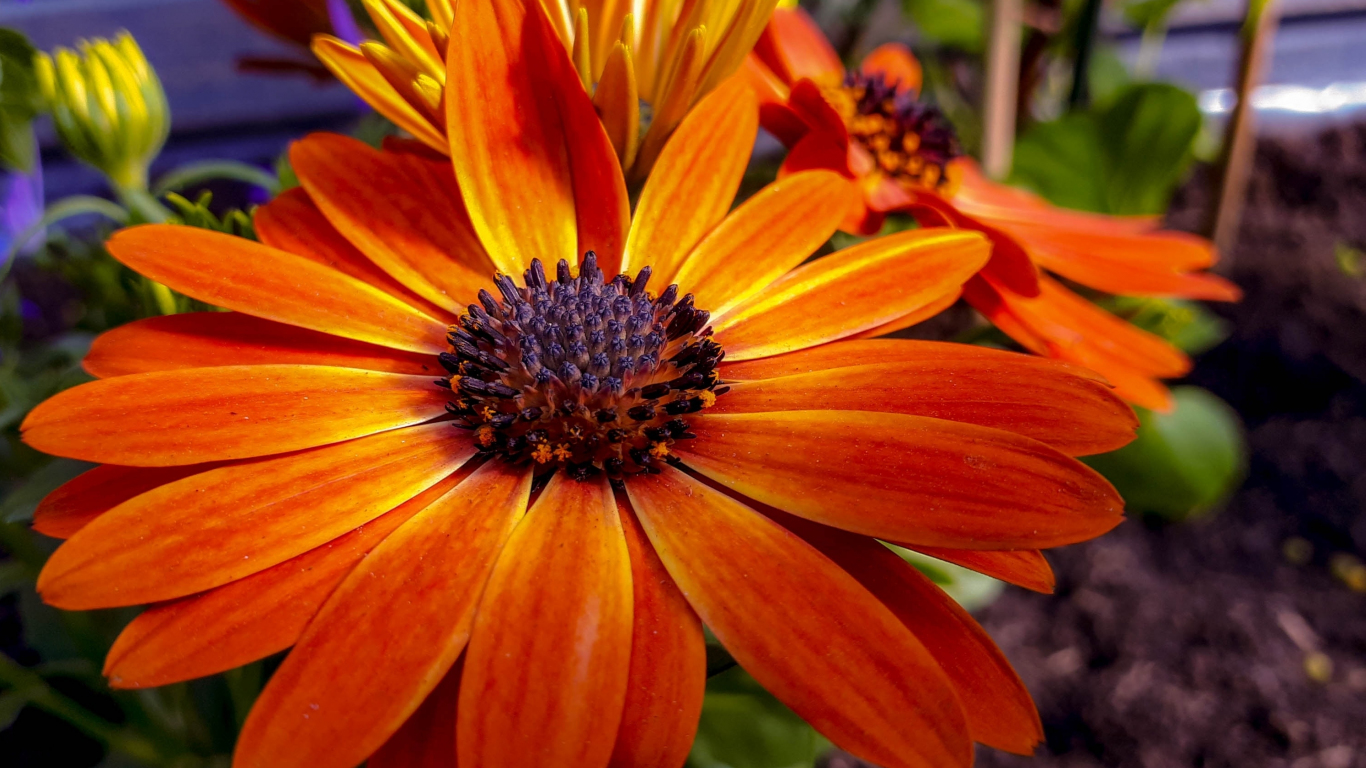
[[831, 123, 1366, 768]]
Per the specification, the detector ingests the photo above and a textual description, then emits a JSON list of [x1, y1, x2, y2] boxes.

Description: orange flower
[[745, 7, 1242, 410], [314, 0, 779, 178], [25, 2, 1134, 767]]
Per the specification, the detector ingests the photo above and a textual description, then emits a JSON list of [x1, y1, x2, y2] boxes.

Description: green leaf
[[1084, 386, 1246, 521], [1097, 83, 1201, 214], [1010, 82, 1202, 215], [0, 28, 43, 173], [689, 667, 830, 768], [1009, 112, 1109, 212], [0, 690, 31, 730], [1103, 296, 1231, 355], [902, 0, 984, 52]]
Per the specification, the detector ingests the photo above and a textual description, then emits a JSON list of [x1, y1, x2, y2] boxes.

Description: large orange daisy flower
[[314, 0, 778, 177], [744, 7, 1242, 410], [25, 2, 1134, 767]]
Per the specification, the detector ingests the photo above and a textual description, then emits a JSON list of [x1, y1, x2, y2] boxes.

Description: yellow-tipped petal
[[362, 0, 444, 80], [427, 0, 454, 30], [312, 36, 447, 154], [594, 42, 640, 169], [361, 41, 444, 126], [572, 7, 593, 88], [631, 27, 705, 180]]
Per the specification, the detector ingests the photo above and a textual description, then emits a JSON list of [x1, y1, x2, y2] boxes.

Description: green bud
[[35, 31, 169, 192]]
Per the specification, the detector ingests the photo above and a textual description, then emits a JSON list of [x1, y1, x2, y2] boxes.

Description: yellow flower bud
[[35, 32, 169, 191]]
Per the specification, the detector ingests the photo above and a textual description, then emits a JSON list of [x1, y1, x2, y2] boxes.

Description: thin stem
[[1067, 0, 1103, 110], [116, 186, 172, 225], [152, 160, 280, 197], [1134, 16, 1170, 80], [0, 652, 170, 766], [1, 195, 130, 277]]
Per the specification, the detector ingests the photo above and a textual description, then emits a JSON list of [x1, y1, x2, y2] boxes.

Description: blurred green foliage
[[1084, 387, 1247, 521], [902, 0, 984, 52], [0, 28, 43, 173], [1011, 82, 1202, 214], [690, 667, 832, 768]]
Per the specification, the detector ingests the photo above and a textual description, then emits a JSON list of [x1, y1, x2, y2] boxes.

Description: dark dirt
[[832, 122, 1366, 768]]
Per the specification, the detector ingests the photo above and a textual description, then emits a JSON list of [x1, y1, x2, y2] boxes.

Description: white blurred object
[[1200, 81, 1366, 115]]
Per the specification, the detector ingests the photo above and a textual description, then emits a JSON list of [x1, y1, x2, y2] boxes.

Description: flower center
[[821, 72, 962, 195], [439, 253, 726, 481]]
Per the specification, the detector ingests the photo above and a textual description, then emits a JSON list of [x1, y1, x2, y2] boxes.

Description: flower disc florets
[[439, 253, 726, 481], [823, 71, 962, 194]]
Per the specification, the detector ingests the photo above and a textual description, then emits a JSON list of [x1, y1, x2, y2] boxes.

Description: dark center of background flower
[[439, 254, 726, 482], [821, 71, 962, 195]]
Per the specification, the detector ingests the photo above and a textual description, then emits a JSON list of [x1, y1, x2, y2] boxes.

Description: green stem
[[1, 195, 130, 277], [1135, 15, 1170, 79], [152, 160, 280, 197], [116, 186, 172, 225], [0, 652, 170, 766], [1068, 0, 1104, 109]]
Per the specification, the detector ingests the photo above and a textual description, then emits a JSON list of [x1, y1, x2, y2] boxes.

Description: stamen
[[438, 253, 724, 480], [822, 72, 962, 195]]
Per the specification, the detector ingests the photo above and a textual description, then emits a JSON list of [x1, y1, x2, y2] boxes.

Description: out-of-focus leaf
[[0, 560, 28, 594], [1084, 386, 1246, 521], [1105, 296, 1231, 354], [1, 458, 94, 523], [0, 690, 31, 730], [1010, 112, 1108, 212], [1335, 241, 1365, 277], [903, 0, 984, 52], [1011, 82, 1201, 215], [0, 28, 43, 173], [1097, 83, 1201, 214], [1122, 0, 1185, 28], [1088, 46, 1133, 106], [689, 667, 830, 768]]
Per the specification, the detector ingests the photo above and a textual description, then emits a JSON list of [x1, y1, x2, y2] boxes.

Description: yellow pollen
[[475, 425, 496, 447], [902, 133, 921, 153], [649, 442, 670, 459], [698, 391, 717, 408], [553, 443, 573, 461], [480, 405, 498, 420], [531, 443, 553, 464]]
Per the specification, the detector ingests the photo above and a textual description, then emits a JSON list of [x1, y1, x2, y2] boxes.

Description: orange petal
[[22, 365, 450, 466], [859, 43, 922, 96], [672, 170, 852, 316], [626, 466, 971, 768], [312, 36, 447, 153], [457, 473, 632, 768], [103, 469, 473, 688], [676, 410, 1124, 549], [290, 133, 493, 313], [740, 53, 791, 108], [623, 77, 758, 284], [369, 658, 464, 768], [33, 463, 220, 540], [1006, 226, 1242, 300], [905, 546, 1056, 594], [710, 354, 1137, 456], [847, 287, 961, 341], [446, 0, 627, 276], [594, 42, 641, 171], [712, 229, 990, 360], [106, 225, 448, 354], [235, 461, 530, 768], [84, 313, 437, 379], [718, 337, 1106, 383], [254, 186, 453, 321], [779, 513, 1042, 754], [608, 493, 706, 768], [974, 274, 1190, 379], [36, 423, 474, 610], [787, 78, 849, 139], [908, 190, 1041, 298], [754, 8, 844, 83]]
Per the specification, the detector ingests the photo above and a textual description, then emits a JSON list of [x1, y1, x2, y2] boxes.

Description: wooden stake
[[1209, 0, 1281, 259], [982, 0, 1023, 180]]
